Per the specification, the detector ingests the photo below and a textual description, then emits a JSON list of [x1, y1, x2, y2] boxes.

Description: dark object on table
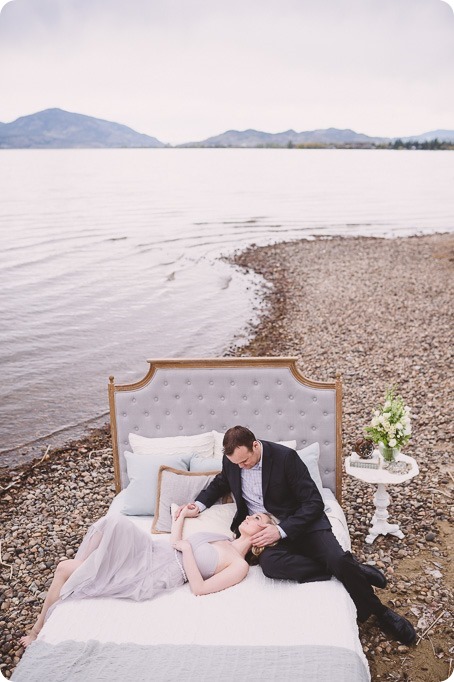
[[354, 438, 374, 459]]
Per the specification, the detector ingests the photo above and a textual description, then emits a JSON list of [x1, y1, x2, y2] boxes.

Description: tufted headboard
[[108, 357, 343, 503]]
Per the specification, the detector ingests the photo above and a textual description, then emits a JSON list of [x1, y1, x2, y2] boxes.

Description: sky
[[0, 0, 453, 144]]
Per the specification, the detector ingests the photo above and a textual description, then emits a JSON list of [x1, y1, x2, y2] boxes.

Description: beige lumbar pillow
[[170, 502, 236, 540]]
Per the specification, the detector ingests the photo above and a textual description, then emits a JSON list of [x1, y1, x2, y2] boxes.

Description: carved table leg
[[366, 483, 404, 544]]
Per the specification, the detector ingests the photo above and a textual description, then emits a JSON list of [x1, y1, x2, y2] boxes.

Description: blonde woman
[[20, 506, 276, 648]]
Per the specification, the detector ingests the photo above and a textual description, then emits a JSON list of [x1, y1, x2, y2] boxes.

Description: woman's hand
[[175, 503, 200, 520], [173, 539, 191, 552]]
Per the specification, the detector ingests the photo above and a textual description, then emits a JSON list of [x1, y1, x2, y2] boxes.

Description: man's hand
[[174, 502, 200, 520], [250, 523, 281, 548]]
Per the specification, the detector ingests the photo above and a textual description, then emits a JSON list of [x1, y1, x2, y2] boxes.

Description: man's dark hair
[[223, 425, 256, 457]]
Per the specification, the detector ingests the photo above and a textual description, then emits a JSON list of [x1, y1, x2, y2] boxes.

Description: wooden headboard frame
[[108, 357, 343, 503]]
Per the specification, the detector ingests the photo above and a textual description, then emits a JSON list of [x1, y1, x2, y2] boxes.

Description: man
[[180, 425, 416, 645]]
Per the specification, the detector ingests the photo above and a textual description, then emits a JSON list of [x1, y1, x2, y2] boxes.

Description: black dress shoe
[[377, 608, 417, 645], [360, 564, 387, 589]]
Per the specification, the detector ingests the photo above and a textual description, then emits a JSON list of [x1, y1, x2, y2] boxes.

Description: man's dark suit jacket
[[196, 440, 331, 539]]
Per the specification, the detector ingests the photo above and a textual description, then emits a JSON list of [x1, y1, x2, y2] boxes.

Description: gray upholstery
[[112, 365, 337, 494]]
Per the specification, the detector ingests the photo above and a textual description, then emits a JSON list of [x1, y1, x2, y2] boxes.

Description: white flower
[[384, 400, 391, 409], [396, 423, 403, 431], [374, 410, 380, 417], [389, 438, 397, 447], [371, 417, 380, 427], [378, 415, 385, 424], [403, 427, 411, 436]]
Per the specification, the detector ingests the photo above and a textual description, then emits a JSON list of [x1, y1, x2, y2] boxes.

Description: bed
[[13, 357, 370, 682]]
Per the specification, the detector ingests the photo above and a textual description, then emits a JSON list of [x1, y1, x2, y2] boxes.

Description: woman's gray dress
[[58, 514, 228, 607]]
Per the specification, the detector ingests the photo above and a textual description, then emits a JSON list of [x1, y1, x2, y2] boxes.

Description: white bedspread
[[35, 492, 369, 679]]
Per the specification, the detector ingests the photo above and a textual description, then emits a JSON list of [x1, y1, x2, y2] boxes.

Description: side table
[[345, 452, 419, 544]]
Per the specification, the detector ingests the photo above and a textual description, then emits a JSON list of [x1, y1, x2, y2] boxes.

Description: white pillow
[[122, 451, 192, 516], [189, 454, 223, 473], [152, 467, 222, 533], [212, 430, 297, 458], [296, 442, 324, 496], [170, 502, 236, 539], [129, 431, 214, 459]]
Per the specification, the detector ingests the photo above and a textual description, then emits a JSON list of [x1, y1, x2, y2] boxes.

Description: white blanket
[[33, 492, 368, 680]]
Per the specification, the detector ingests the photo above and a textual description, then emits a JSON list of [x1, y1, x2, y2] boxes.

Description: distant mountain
[[178, 127, 387, 148], [399, 129, 454, 143], [0, 109, 167, 149]]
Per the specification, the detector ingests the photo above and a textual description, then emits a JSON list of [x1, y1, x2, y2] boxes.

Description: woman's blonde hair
[[250, 513, 279, 558]]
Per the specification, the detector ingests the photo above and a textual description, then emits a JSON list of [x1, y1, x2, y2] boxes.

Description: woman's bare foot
[[20, 626, 39, 648]]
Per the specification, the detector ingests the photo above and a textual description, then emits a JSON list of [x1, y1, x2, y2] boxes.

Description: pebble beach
[[1, 232, 453, 681]]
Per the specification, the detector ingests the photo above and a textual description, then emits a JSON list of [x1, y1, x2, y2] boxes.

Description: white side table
[[345, 452, 419, 544]]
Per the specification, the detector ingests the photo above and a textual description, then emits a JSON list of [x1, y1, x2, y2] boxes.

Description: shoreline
[[0, 232, 453, 681]]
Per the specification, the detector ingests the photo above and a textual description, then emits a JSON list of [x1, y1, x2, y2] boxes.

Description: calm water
[[1, 148, 453, 463]]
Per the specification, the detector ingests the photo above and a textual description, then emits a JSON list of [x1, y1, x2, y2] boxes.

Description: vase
[[378, 443, 400, 462]]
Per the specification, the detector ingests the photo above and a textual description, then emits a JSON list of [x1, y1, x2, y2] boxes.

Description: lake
[[1, 148, 453, 463]]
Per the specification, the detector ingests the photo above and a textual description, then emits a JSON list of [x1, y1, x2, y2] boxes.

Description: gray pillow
[[122, 451, 192, 516], [152, 467, 221, 533]]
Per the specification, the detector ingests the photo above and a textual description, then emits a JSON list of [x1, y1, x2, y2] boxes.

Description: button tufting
[[199, 425, 204, 430], [302, 440, 307, 444], [254, 380, 258, 385], [311, 426, 316, 431], [165, 410, 170, 415], [266, 425, 271, 430], [186, 380, 191, 385], [210, 410, 215, 415], [124, 440, 128, 445], [209, 380, 214, 385], [265, 395, 270, 400], [156, 425, 160, 430], [179, 426, 183, 430], [233, 410, 238, 416], [123, 412, 127, 417], [154, 397, 158, 402], [164, 381, 168, 386], [300, 411, 305, 416], [323, 411, 328, 416], [144, 411, 149, 416], [188, 410, 192, 415], [312, 397, 317, 402], [243, 395, 248, 400], [230, 381, 235, 386], [278, 410, 282, 415], [132, 397, 136, 403], [290, 425, 294, 430], [220, 395, 225, 401], [175, 395, 180, 399], [198, 395, 203, 400], [134, 426, 139, 431], [277, 380, 282, 385], [289, 395, 294, 400], [324, 441, 329, 445], [254, 410, 259, 415]]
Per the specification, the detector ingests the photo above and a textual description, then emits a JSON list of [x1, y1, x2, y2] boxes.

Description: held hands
[[174, 503, 200, 520], [250, 523, 281, 548]]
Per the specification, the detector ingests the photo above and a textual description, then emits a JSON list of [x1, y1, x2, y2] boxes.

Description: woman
[[20, 506, 275, 647]]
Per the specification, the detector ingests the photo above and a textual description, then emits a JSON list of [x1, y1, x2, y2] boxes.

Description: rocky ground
[[0, 233, 453, 681]]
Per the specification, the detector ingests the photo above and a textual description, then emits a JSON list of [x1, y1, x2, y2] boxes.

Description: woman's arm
[[170, 505, 190, 543], [174, 540, 248, 596]]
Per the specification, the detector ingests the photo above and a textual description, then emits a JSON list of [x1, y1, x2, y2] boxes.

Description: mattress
[[12, 491, 370, 682]]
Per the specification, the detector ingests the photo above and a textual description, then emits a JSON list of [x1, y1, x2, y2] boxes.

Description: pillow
[[152, 467, 221, 533], [296, 442, 324, 496], [170, 502, 236, 540], [212, 430, 297, 458], [189, 454, 223, 473], [122, 452, 192, 516], [129, 431, 214, 459]]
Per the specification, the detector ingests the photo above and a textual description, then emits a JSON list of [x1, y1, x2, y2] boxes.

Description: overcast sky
[[0, 0, 453, 144]]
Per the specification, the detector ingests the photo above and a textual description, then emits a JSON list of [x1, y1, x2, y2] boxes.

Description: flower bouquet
[[364, 387, 412, 461]]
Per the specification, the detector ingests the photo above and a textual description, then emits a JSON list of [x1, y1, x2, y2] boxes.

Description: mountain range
[[0, 109, 166, 149], [0, 109, 453, 148]]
